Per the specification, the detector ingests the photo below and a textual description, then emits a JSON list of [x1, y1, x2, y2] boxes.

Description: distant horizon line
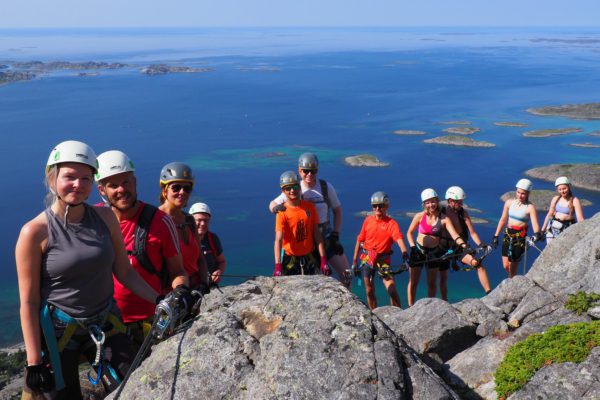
[[1, 25, 600, 30]]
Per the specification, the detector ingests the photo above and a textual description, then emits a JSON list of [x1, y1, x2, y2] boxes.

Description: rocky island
[[11, 61, 127, 71], [140, 64, 214, 75], [344, 154, 389, 167], [569, 142, 600, 148], [522, 127, 582, 137], [0, 70, 35, 85], [525, 163, 600, 191], [588, 130, 600, 137], [500, 189, 592, 211], [393, 129, 426, 135], [526, 102, 600, 120], [437, 120, 471, 125], [493, 121, 528, 127], [442, 127, 480, 135], [424, 135, 495, 148]]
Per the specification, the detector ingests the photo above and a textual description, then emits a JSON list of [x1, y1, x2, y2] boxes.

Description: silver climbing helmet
[[370, 191, 389, 205], [47, 140, 98, 173], [280, 170, 300, 188], [160, 162, 194, 185], [298, 152, 319, 170], [96, 150, 135, 182]]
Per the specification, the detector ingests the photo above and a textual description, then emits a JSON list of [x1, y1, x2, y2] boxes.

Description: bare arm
[[463, 210, 482, 246], [494, 201, 510, 237], [442, 216, 466, 244], [406, 213, 422, 247], [332, 206, 343, 233], [352, 237, 362, 265], [274, 230, 283, 264], [574, 197, 585, 222], [541, 196, 559, 232], [396, 237, 408, 254], [529, 204, 540, 233], [15, 215, 46, 365], [269, 193, 285, 213], [314, 223, 326, 258], [96, 206, 158, 304], [165, 254, 189, 289]]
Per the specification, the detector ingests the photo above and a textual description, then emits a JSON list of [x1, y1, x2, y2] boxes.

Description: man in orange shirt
[[352, 191, 408, 309], [274, 171, 328, 276]]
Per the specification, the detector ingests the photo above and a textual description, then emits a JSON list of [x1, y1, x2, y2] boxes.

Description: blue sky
[[3, 0, 600, 28]]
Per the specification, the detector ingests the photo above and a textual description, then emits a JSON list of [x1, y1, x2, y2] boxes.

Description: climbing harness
[[546, 218, 575, 240], [114, 289, 204, 399]]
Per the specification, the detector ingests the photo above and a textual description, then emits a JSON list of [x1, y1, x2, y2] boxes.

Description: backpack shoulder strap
[[319, 179, 331, 210], [131, 204, 170, 288]]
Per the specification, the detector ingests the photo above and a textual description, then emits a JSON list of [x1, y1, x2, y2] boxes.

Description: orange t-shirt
[[275, 200, 318, 256], [357, 215, 404, 255]]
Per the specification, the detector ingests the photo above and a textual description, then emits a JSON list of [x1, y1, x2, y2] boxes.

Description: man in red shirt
[[352, 191, 408, 309], [96, 150, 189, 345], [274, 171, 328, 276]]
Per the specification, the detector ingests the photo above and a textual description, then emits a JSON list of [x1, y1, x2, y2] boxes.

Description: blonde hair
[[44, 165, 58, 208]]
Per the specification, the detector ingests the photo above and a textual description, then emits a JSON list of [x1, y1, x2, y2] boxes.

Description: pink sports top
[[418, 213, 442, 236]]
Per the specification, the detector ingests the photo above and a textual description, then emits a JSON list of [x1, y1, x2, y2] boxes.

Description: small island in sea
[[442, 127, 480, 135], [569, 142, 600, 148], [437, 120, 471, 125], [500, 189, 592, 211], [0, 70, 35, 85], [393, 129, 426, 135], [522, 127, 582, 137], [140, 64, 214, 75], [424, 135, 495, 148], [526, 102, 600, 120], [11, 61, 127, 71], [587, 131, 600, 137], [525, 163, 600, 191], [344, 154, 389, 167], [493, 121, 528, 127]]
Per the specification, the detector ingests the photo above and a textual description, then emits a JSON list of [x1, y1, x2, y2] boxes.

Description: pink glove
[[274, 263, 283, 276], [320, 256, 331, 276]]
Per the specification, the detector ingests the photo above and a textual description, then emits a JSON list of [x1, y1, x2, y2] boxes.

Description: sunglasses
[[372, 204, 386, 209], [170, 183, 193, 193], [301, 169, 318, 175], [282, 184, 300, 192]]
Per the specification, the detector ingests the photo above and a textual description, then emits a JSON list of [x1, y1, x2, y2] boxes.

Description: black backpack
[[129, 204, 171, 289]]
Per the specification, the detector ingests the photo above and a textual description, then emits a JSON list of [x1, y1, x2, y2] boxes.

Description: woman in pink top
[[406, 189, 468, 306], [158, 162, 209, 293]]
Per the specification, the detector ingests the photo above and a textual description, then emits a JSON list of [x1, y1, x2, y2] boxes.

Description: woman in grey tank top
[[16, 141, 160, 399]]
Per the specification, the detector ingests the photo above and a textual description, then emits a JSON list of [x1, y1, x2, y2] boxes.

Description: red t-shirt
[[178, 223, 202, 289], [275, 200, 318, 256], [357, 215, 404, 255], [113, 202, 180, 323]]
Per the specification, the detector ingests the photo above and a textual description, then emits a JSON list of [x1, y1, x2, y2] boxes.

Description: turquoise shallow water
[[2, 27, 600, 346]]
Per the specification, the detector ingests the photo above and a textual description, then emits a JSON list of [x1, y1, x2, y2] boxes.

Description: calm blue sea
[[2, 27, 600, 346]]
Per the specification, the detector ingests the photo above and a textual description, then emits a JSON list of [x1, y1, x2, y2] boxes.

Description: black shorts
[[410, 245, 448, 269], [282, 254, 318, 275], [502, 228, 526, 262]]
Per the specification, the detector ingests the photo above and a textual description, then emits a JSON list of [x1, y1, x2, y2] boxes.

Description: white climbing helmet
[[421, 188, 438, 202], [554, 176, 571, 187], [47, 140, 98, 173], [95, 150, 135, 182], [189, 202, 212, 216], [516, 178, 533, 192], [445, 186, 466, 201]]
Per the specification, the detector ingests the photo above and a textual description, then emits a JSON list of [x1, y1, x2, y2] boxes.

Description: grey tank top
[[41, 204, 115, 318]]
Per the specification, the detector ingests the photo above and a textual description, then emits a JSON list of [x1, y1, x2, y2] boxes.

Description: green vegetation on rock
[[565, 291, 600, 315], [424, 135, 495, 147], [494, 321, 600, 399], [0, 350, 26, 390], [522, 127, 582, 137]]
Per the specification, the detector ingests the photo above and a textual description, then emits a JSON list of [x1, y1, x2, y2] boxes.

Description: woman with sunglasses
[[406, 189, 469, 306], [493, 179, 542, 278], [541, 176, 584, 242], [352, 191, 408, 309], [158, 162, 209, 292], [16, 141, 159, 398], [274, 171, 328, 276]]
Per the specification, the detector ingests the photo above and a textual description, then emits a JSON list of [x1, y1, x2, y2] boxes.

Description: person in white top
[[269, 152, 351, 288]]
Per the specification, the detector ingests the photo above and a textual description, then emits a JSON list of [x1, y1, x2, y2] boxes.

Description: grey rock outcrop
[[110, 276, 458, 400], [379, 213, 600, 399]]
